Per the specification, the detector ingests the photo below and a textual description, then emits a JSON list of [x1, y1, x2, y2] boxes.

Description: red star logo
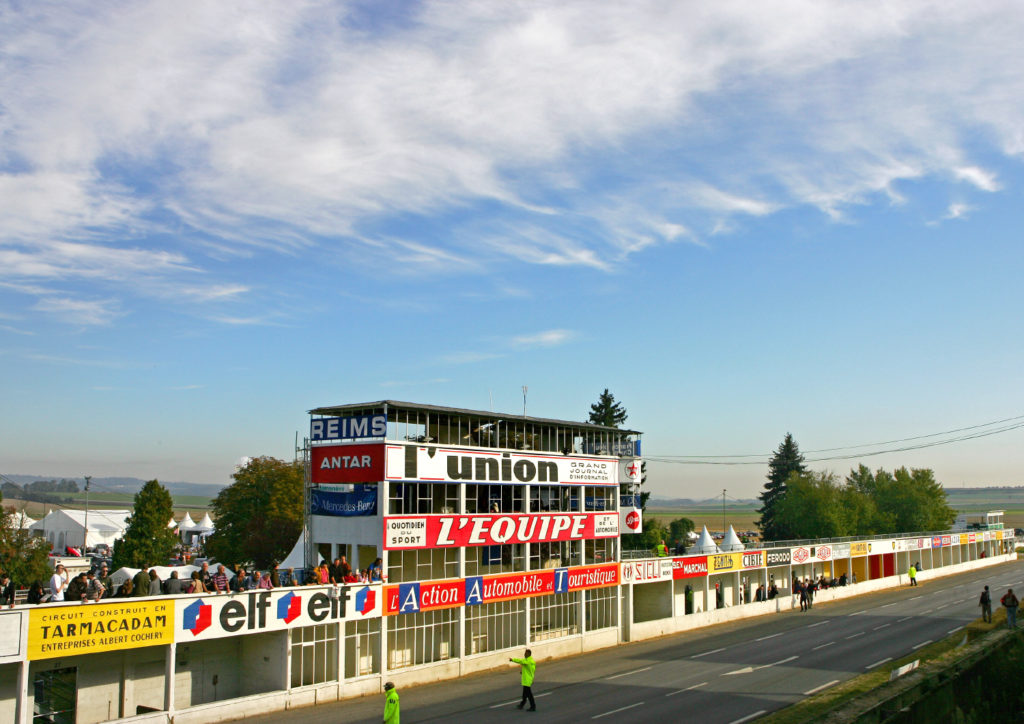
[[627, 462, 639, 477]]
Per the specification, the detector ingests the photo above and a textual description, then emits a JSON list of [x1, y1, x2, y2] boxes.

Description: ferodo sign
[[29, 600, 173, 660], [766, 549, 791, 566], [672, 556, 708, 580], [385, 445, 618, 486], [383, 512, 619, 549], [176, 586, 380, 641]]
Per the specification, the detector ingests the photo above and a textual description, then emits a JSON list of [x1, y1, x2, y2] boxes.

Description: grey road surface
[[245, 560, 1024, 724]]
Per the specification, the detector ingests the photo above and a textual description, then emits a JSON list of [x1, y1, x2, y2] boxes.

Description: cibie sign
[[176, 587, 380, 641], [383, 512, 619, 550]]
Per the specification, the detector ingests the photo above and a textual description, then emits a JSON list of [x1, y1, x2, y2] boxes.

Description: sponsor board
[[709, 551, 765, 573], [850, 542, 868, 557], [619, 458, 642, 483], [311, 443, 385, 484], [766, 549, 791, 566], [932, 536, 943, 548], [672, 556, 709, 580], [960, 534, 969, 545], [968, 533, 977, 543], [310, 484, 377, 516], [831, 543, 851, 558], [621, 558, 673, 584], [814, 546, 832, 561], [385, 445, 618, 486], [177, 587, 380, 641], [792, 547, 810, 564], [996, 530, 1004, 541], [384, 563, 619, 614], [310, 414, 387, 442], [619, 507, 642, 535], [942, 535, 952, 546], [383, 512, 619, 550], [465, 571, 554, 605], [29, 600, 174, 660]]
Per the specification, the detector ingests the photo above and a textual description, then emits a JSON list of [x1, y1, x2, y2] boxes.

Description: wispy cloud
[[511, 329, 576, 348], [32, 297, 120, 326], [954, 166, 1000, 192]]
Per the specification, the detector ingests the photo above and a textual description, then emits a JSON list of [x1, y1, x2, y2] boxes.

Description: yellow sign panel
[[850, 542, 868, 556], [959, 534, 969, 545], [996, 530, 1004, 540], [28, 600, 173, 661], [709, 551, 764, 573]]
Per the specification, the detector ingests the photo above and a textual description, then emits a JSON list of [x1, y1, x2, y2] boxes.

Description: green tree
[[668, 517, 695, 551], [112, 480, 178, 569], [770, 471, 850, 539], [588, 389, 628, 428], [0, 494, 51, 588], [206, 457, 303, 569], [757, 433, 807, 541], [637, 517, 669, 552]]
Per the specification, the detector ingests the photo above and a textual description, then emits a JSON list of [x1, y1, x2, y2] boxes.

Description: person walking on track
[[509, 649, 537, 711]]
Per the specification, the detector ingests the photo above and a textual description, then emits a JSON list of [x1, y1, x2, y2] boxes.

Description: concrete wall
[[0, 663, 18, 723]]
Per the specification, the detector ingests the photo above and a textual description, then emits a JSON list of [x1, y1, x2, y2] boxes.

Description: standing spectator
[[85, 572, 105, 601], [66, 573, 88, 602], [243, 569, 258, 590], [279, 568, 295, 587], [187, 571, 207, 594], [230, 568, 247, 593], [148, 569, 162, 596], [340, 556, 352, 580], [329, 558, 344, 584], [212, 565, 230, 593], [98, 564, 112, 597], [509, 649, 537, 711], [382, 682, 400, 724], [132, 566, 151, 597], [27, 581, 45, 605], [798, 579, 810, 612], [49, 564, 67, 602], [258, 571, 273, 590], [979, 585, 992, 623], [370, 558, 384, 583], [270, 565, 280, 587], [317, 562, 330, 584], [654, 540, 669, 557], [767, 580, 778, 600], [165, 571, 184, 595], [199, 561, 213, 591], [0, 573, 14, 607], [908, 564, 917, 586], [1001, 588, 1019, 629], [117, 578, 134, 598]]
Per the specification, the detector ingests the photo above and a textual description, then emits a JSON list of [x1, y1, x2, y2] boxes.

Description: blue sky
[[2, 1, 1023, 498]]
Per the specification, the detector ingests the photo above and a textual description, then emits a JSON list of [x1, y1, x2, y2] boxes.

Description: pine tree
[[112, 480, 178, 569], [588, 389, 628, 428], [757, 433, 807, 541]]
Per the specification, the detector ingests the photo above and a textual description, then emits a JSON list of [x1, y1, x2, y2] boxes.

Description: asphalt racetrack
[[248, 559, 1024, 723]]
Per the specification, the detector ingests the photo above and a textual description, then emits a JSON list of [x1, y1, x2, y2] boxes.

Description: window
[[290, 624, 338, 688], [345, 619, 381, 678], [466, 484, 524, 514], [387, 609, 459, 669], [33, 667, 76, 724], [584, 486, 616, 511], [387, 548, 458, 583], [585, 538, 616, 564], [388, 482, 459, 514], [529, 485, 578, 512], [585, 587, 618, 631], [531, 591, 579, 641], [529, 540, 579, 570], [466, 599, 526, 655], [465, 544, 525, 576]]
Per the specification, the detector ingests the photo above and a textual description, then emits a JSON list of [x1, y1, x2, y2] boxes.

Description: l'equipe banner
[[383, 512, 619, 549]]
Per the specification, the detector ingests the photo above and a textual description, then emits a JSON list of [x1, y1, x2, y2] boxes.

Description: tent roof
[[178, 512, 197, 529], [195, 513, 215, 530], [29, 509, 130, 532], [720, 525, 744, 552], [692, 525, 721, 554]]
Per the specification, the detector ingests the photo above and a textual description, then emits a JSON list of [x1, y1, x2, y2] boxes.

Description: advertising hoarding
[[311, 443, 385, 484], [29, 600, 174, 661], [310, 414, 387, 442], [386, 445, 618, 486], [383, 512, 619, 550]]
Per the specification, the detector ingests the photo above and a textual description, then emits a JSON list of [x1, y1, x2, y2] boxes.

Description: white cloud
[[511, 329, 576, 348], [944, 203, 973, 221], [0, 0, 1022, 304], [32, 297, 120, 326]]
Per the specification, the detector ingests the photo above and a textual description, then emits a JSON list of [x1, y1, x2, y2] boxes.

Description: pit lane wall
[[0, 531, 1014, 724]]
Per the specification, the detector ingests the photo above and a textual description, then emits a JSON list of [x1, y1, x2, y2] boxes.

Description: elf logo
[[277, 592, 302, 624], [355, 586, 375, 615], [182, 599, 212, 636]]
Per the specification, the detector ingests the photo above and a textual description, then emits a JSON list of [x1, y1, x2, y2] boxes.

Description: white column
[[164, 644, 176, 713], [16, 660, 29, 724]]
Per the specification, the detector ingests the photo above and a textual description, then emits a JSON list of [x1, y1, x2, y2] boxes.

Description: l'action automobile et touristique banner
[[385, 444, 619, 486], [383, 512, 619, 549], [384, 563, 620, 614]]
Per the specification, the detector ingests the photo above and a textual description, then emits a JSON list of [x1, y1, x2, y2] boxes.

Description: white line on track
[[804, 679, 840, 696], [935, 604, 949, 610], [948, 627, 963, 635], [912, 640, 933, 650], [728, 712, 767, 724], [920, 609, 933, 615], [593, 702, 643, 719], [691, 647, 726, 658], [666, 682, 707, 697], [845, 632, 864, 639], [874, 624, 891, 630], [909, 596, 923, 601], [605, 666, 651, 680], [756, 632, 782, 641], [866, 657, 892, 670], [897, 616, 912, 623], [812, 641, 834, 651], [880, 602, 896, 608], [849, 610, 867, 616], [807, 620, 831, 628], [489, 692, 552, 708]]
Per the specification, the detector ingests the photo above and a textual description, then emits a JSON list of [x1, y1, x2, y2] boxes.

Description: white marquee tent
[[29, 509, 130, 550]]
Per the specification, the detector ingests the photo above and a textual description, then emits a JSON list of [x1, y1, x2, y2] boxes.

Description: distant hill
[[3, 474, 224, 499], [648, 497, 758, 508]]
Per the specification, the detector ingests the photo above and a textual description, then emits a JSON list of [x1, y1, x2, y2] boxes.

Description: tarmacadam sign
[[29, 600, 174, 660]]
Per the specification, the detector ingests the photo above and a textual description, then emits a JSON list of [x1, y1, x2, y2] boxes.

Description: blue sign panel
[[310, 485, 378, 516], [310, 414, 387, 441]]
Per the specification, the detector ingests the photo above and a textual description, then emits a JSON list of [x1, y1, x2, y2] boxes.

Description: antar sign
[[383, 512, 618, 549], [386, 445, 617, 486]]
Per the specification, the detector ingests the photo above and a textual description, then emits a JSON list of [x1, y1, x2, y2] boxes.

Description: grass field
[[647, 506, 760, 535], [2, 495, 212, 521]]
